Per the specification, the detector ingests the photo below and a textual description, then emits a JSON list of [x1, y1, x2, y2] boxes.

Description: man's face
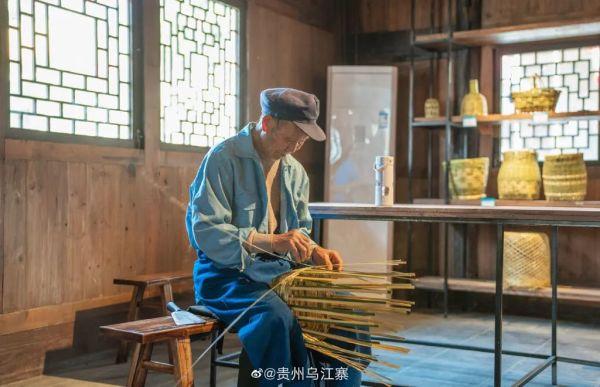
[[262, 117, 310, 159]]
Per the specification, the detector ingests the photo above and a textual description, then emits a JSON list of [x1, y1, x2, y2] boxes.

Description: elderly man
[[186, 88, 368, 387]]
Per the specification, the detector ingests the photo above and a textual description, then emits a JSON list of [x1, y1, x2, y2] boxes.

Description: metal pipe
[[428, 131, 433, 198], [408, 0, 415, 204], [512, 356, 556, 386], [558, 356, 600, 368], [387, 338, 548, 359], [407, 223, 413, 273], [551, 226, 559, 384], [443, 16, 453, 204], [494, 224, 505, 387], [462, 223, 468, 278], [444, 224, 449, 317], [216, 351, 242, 362], [313, 218, 321, 245]]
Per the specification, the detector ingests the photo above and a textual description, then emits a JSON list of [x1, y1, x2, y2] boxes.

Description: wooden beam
[[253, 0, 336, 32], [348, 30, 434, 63], [0, 0, 9, 313], [0, 322, 75, 384], [143, 0, 160, 170], [416, 16, 600, 49], [0, 289, 171, 335], [5, 138, 144, 165]]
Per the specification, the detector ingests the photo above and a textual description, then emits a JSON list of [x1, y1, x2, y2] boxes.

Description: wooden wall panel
[[3, 162, 27, 312], [482, 0, 600, 28], [354, 0, 445, 33], [246, 0, 337, 201], [2, 160, 204, 312]]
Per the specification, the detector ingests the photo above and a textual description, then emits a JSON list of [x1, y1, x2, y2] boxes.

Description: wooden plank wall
[[347, 0, 445, 273], [0, 0, 338, 383]]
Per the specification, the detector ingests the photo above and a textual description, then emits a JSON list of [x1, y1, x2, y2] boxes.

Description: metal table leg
[[313, 218, 321, 245], [495, 224, 504, 387], [443, 223, 449, 318], [551, 226, 559, 385]]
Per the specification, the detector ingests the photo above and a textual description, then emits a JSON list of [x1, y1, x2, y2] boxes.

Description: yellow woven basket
[[511, 75, 561, 113], [543, 153, 587, 201], [504, 232, 550, 289], [498, 150, 541, 200], [447, 157, 490, 200]]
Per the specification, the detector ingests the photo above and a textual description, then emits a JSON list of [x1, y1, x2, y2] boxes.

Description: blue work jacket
[[185, 123, 314, 284]]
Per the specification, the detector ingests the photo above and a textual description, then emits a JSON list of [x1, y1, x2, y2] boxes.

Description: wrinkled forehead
[[277, 120, 309, 140]]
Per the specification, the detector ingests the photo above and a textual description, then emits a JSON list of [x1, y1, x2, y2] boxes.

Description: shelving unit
[[403, 1, 600, 386], [415, 16, 600, 50], [413, 110, 600, 128], [413, 276, 600, 304]]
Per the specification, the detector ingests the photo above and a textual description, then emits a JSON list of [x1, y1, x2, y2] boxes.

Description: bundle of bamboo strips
[[270, 260, 415, 384]]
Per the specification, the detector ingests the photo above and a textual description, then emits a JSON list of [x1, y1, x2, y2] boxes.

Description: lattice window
[[160, 0, 240, 147], [500, 45, 600, 161], [8, 0, 132, 139]]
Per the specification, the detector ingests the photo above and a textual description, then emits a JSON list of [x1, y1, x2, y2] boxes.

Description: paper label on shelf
[[462, 115, 477, 127], [480, 197, 495, 207], [532, 111, 549, 124]]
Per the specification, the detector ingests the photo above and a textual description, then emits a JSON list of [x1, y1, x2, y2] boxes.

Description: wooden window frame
[[493, 37, 600, 166], [0, 0, 247, 154], [158, 0, 247, 153]]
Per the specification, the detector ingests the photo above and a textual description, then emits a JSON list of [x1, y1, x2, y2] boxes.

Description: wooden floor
[[6, 312, 600, 386]]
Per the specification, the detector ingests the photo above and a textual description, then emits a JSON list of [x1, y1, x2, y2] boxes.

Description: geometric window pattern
[[500, 45, 599, 161], [160, 0, 240, 147], [8, 0, 131, 139]]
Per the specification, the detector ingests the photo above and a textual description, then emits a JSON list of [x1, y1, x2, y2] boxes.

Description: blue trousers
[[194, 255, 371, 387]]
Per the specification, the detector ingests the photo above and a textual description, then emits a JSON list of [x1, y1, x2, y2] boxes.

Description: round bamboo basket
[[510, 75, 561, 113], [448, 157, 490, 200], [504, 231, 550, 289], [497, 150, 541, 200], [542, 153, 587, 201]]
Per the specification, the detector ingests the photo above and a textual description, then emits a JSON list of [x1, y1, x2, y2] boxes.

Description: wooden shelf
[[413, 276, 600, 303], [415, 17, 600, 50], [412, 199, 600, 208], [413, 110, 600, 128]]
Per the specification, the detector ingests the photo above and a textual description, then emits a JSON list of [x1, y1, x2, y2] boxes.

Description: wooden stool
[[113, 271, 192, 363], [101, 316, 216, 387]]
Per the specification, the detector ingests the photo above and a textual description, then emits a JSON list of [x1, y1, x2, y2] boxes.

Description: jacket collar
[[233, 123, 294, 168]]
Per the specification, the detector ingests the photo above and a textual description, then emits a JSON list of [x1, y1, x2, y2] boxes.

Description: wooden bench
[[114, 270, 193, 363], [101, 316, 217, 387]]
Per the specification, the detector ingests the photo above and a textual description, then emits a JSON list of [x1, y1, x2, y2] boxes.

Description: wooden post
[[174, 337, 195, 387], [129, 343, 154, 387], [0, 0, 9, 314], [160, 282, 176, 364], [116, 285, 146, 363], [127, 343, 142, 387]]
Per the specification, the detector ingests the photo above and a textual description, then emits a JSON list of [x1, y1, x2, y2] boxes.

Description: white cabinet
[[323, 66, 398, 277]]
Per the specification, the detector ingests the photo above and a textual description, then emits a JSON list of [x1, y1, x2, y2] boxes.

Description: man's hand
[[311, 246, 343, 272], [272, 230, 312, 262]]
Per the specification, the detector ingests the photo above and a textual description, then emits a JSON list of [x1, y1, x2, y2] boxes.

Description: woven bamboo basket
[[542, 153, 587, 201], [271, 263, 415, 384], [511, 75, 561, 113], [448, 157, 490, 200], [504, 232, 550, 289], [497, 150, 541, 199]]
